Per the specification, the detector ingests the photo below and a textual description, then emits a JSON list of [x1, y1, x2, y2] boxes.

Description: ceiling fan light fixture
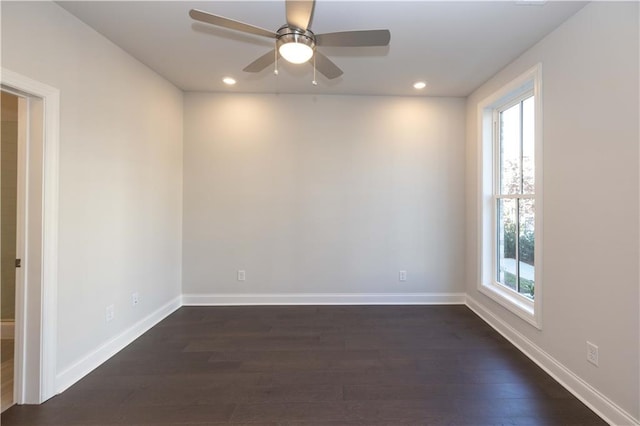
[[279, 42, 314, 64], [276, 27, 316, 64]]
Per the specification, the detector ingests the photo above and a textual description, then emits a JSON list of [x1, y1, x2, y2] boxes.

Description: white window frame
[[477, 64, 543, 329]]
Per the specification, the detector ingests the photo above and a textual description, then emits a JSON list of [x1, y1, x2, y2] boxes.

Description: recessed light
[[222, 77, 236, 85], [413, 81, 427, 90]]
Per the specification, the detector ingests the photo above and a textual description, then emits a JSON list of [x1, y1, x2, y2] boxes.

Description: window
[[478, 65, 542, 328], [496, 95, 535, 299]]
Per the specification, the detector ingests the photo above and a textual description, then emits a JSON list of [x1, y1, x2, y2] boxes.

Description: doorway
[[1, 91, 19, 412], [1, 68, 59, 405]]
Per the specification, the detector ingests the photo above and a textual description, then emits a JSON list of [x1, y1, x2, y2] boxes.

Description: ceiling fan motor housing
[[276, 25, 316, 52]]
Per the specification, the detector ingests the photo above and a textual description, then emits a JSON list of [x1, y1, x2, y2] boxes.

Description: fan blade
[[285, 0, 314, 30], [243, 49, 277, 73], [316, 30, 390, 47], [314, 51, 343, 80], [189, 9, 277, 39]]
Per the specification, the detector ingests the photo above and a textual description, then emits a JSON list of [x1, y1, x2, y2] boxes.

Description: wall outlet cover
[[587, 341, 599, 366], [105, 305, 115, 323]]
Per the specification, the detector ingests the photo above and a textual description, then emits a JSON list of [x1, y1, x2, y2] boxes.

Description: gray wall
[[183, 93, 466, 298], [2, 2, 184, 373], [465, 2, 639, 419]]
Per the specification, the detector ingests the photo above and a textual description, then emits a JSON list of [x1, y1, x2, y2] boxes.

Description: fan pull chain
[[274, 46, 279, 76], [312, 54, 317, 86]]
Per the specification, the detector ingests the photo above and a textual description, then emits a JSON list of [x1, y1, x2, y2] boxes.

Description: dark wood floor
[[2, 305, 606, 425]]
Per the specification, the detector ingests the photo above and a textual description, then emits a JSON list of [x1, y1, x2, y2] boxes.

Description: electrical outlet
[[237, 270, 246, 281], [105, 304, 114, 323], [399, 270, 407, 282], [132, 292, 139, 307], [587, 341, 599, 366]]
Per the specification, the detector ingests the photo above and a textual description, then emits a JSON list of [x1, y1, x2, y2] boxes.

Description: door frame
[[1, 68, 59, 404]]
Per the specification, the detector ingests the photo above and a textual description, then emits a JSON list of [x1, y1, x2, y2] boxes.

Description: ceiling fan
[[189, 0, 391, 80]]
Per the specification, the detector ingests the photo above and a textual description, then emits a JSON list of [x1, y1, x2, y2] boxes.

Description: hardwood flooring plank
[[0, 404, 123, 425], [206, 349, 380, 362], [117, 403, 236, 424], [241, 384, 343, 402], [123, 386, 241, 406], [42, 388, 134, 408]]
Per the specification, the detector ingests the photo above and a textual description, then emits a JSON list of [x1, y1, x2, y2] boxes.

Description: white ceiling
[[58, 1, 586, 97]]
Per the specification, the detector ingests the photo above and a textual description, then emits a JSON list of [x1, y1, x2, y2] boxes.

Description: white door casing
[[1, 68, 59, 404]]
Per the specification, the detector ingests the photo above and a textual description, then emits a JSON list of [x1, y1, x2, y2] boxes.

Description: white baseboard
[[1, 321, 14, 339], [466, 295, 639, 426], [182, 292, 466, 306], [55, 296, 181, 394]]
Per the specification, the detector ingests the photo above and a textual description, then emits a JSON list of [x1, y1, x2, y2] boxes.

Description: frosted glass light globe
[[279, 42, 313, 64]]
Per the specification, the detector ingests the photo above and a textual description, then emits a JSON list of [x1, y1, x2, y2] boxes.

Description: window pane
[[519, 199, 535, 299], [499, 103, 521, 195], [497, 198, 517, 291], [522, 96, 535, 195]]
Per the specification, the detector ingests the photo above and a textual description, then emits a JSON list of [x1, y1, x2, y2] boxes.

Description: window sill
[[478, 281, 541, 329]]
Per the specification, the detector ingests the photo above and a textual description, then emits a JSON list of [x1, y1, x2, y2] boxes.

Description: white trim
[[466, 295, 639, 426], [40, 76, 60, 404], [55, 296, 181, 394], [479, 282, 538, 328], [182, 292, 466, 306], [13, 94, 27, 406], [476, 63, 543, 329], [1, 322, 15, 339], [1, 68, 60, 404]]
